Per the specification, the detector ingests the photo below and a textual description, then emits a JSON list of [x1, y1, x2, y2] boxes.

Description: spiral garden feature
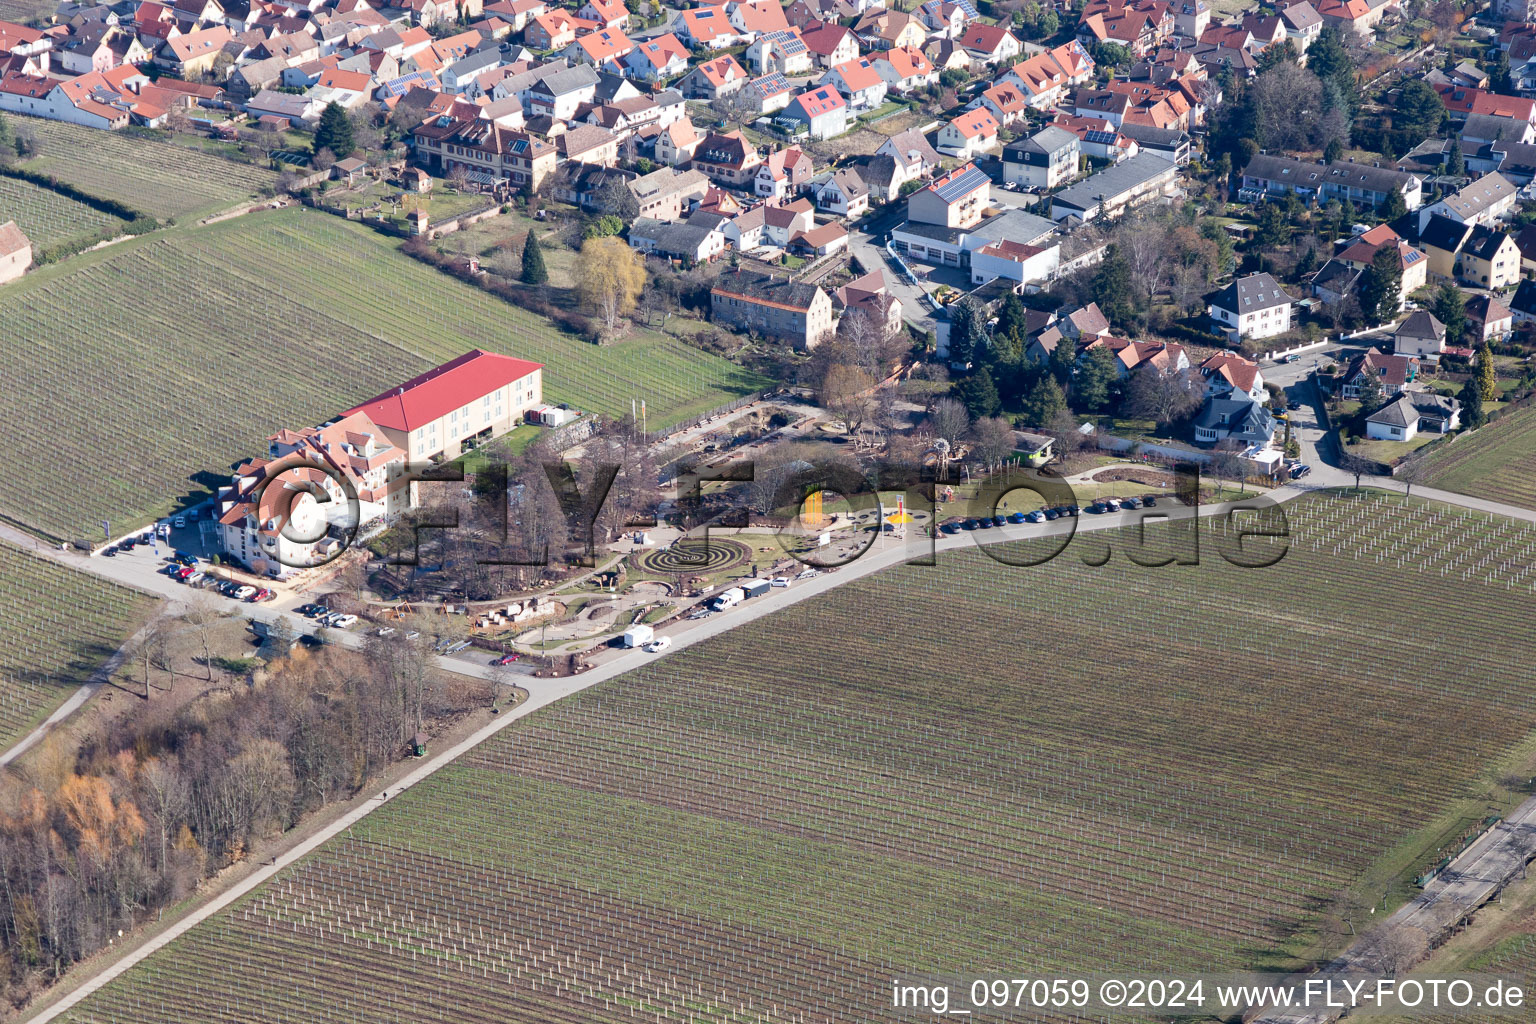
[[633, 537, 752, 576]]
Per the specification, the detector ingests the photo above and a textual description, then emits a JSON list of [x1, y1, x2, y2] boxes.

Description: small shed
[[1014, 430, 1056, 466], [402, 166, 433, 192], [410, 732, 428, 757], [333, 156, 368, 184]]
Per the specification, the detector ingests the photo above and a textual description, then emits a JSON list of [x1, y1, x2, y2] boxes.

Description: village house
[[1207, 272, 1296, 342], [957, 22, 1020, 64], [1200, 351, 1265, 401], [872, 46, 935, 94], [1049, 152, 1177, 222], [1240, 153, 1423, 210], [1002, 126, 1080, 191], [906, 162, 991, 230], [628, 165, 710, 218], [711, 268, 835, 348], [0, 220, 31, 285], [1467, 292, 1515, 342], [1392, 310, 1447, 360], [679, 54, 748, 99], [411, 115, 559, 189], [799, 20, 860, 67], [969, 238, 1060, 288], [807, 167, 869, 217], [820, 56, 887, 110], [935, 107, 999, 158], [781, 83, 847, 139], [1339, 346, 1419, 400], [754, 144, 813, 200], [692, 129, 763, 186], [1365, 393, 1460, 441]]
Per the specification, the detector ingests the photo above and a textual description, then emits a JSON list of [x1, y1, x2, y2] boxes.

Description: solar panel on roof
[[930, 164, 989, 201]]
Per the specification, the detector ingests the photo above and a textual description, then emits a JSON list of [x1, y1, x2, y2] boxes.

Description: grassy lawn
[[1417, 402, 1536, 510], [0, 174, 125, 250], [1346, 433, 1438, 464], [63, 492, 1536, 1024], [0, 542, 156, 753], [0, 207, 765, 542], [14, 116, 276, 220]]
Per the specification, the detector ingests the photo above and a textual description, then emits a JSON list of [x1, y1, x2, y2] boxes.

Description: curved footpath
[[9, 482, 1536, 1022]]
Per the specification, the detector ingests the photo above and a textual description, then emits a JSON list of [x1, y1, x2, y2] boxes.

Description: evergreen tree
[[1256, 202, 1291, 248], [1432, 282, 1465, 343], [1019, 373, 1066, 427], [1092, 245, 1136, 326], [1047, 335, 1076, 386], [1378, 187, 1407, 222], [1358, 246, 1403, 325], [521, 229, 548, 284], [1445, 139, 1464, 177], [1490, 51, 1513, 95], [1295, 244, 1318, 278], [947, 297, 986, 366], [1476, 342, 1498, 402], [1324, 136, 1344, 164], [313, 102, 354, 158], [1459, 376, 1486, 429], [1393, 80, 1446, 150], [1308, 27, 1359, 115], [995, 292, 1030, 345], [956, 366, 1001, 418], [1073, 346, 1119, 413]]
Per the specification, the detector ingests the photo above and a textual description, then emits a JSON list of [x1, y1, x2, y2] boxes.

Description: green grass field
[[14, 117, 276, 220], [0, 208, 764, 541], [59, 493, 1536, 1024], [1417, 404, 1536, 510], [0, 542, 155, 754], [0, 175, 124, 250]]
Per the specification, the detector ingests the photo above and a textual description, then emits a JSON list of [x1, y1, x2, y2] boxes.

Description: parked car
[[1291, 464, 1312, 479], [405, 630, 420, 640], [1287, 400, 1301, 411], [171, 552, 197, 566], [174, 517, 186, 529], [102, 547, 116, 557], [1064, 505, 1080, 517], [253, 588, 272, 602], [173, 566, 194, 580], [961, 519, 979, 530], [331, 614, 358, 628], [976, 517, 993, 528], [1123, 496, 1142, 510], [187, 572, 207, 585], [1142, 495, 1157, 507], [795, 568, 821, 580], [235, 585, 256, 599], [940, 522, 961, 534], [1007, 511, 1027, 524], [771, 576, 791, 587], [1103, 498, 1122, 512], [298, 603, 323, 616], [1044, 508, 1059, 520], [1024, 509, 1045, 523], [493, 653, 519, 665], [377, 626, 396, 637], [643, 637, 672, 653]]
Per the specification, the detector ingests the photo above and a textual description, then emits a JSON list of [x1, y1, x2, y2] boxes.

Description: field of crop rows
[[61, 494, 1536, 1024], [1419, 403, 1536, 511], [0, 210, 761, 541], [15, 117, 276, 219], [0, 542, 154, 753], [0, 175, 123, 249]]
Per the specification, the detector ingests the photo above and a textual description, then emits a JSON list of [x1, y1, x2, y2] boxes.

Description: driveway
[[848, 228, 935, 333]]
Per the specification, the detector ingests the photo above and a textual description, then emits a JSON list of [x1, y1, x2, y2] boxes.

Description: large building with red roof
[[345, 349, 545, 461]]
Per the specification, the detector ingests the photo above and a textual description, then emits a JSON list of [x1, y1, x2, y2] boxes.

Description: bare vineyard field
[[14, 117, 276, 219], [0, 209, 762, 541], [61, 494, 1536, 1024], [0, 176, 124, 249], [0, 542, 154, 754], [0, 0, 51, 21], [1419, 404, 1536, 511]]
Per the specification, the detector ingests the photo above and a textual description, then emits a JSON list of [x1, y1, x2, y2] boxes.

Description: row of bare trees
[[0, 634, 483, 1011]]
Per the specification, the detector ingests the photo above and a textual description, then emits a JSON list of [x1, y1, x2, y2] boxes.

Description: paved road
[[13, 479, 1536, 1021], [15, 490, 1321, 1023], [1251, 799, 1536, 1024]]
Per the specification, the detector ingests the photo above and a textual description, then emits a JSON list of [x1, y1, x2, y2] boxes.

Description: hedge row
[[33, 215, 157, 265], [0, 165, 154, 224]]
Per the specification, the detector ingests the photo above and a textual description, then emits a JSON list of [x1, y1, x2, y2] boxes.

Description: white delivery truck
[[713, 587, 745, 611], [621, 624, 654, 648]]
